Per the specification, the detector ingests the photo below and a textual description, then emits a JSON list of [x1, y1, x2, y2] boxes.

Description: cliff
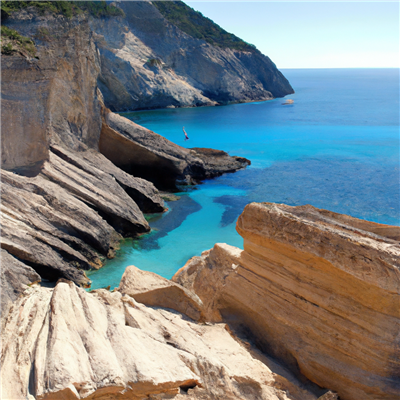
[[91, 0, 294, 111], [0, 3, 251, 299], [174, 203, 400, 400]]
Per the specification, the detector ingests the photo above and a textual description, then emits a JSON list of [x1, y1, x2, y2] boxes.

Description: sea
[[88, 68, 400, 289]]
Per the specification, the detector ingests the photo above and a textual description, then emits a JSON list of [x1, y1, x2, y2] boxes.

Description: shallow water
[[88, 68, 399, 289]]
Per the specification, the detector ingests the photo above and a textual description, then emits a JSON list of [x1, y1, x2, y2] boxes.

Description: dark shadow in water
[[213, 195, 251, 227], [211, 157, 400, 226], [134, 194, 202, 251]]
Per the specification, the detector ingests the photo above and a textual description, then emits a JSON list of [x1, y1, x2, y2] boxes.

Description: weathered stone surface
[[0, 249, 41, 321], [1, 278, 320, 400], [0, 165, 132, 289], [174, 203, 400, 400], [317, 392, 339, 400], [40, 151, 150, 237], [1, 9, 101, 173], [50, 144, 165, 214], [100, 110, 250, 189], [189, 147, 251, 179], [117, 265, 204, 321], [90, 1, 293, 112]]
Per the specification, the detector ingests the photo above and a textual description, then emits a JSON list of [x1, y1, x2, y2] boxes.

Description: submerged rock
[[174, 203, 400, 400]]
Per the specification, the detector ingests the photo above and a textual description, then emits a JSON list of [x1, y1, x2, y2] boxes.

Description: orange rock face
[[173, 203, 400, 400]]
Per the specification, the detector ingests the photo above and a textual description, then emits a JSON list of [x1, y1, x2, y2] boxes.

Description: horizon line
[[279, 66, 399, 69]]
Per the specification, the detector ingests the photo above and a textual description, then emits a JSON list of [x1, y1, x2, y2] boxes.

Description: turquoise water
[[88, 68, 399, 289]]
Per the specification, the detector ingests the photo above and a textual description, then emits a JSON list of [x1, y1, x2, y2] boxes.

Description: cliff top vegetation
[[153, 0, 258, 53], [0, 1, 124, 19], [1, 25, 36, 56]]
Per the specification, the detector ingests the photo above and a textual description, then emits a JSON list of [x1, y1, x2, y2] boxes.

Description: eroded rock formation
[[0, 277, 323, 400], [91, 0, 294, 111], [174, 203, 400, 400], [1, 4, 251, 292]]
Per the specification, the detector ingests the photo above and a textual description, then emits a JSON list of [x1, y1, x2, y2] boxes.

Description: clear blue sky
[[185, 1, 400, 68]]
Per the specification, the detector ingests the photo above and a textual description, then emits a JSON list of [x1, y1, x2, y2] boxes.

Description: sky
[[185, 1, 400, 69]]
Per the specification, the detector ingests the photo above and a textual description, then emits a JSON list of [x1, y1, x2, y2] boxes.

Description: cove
[[88, 68, 399, 289]]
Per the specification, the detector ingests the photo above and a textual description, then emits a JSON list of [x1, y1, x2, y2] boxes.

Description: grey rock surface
[[0, 249, 41, 322], [91, 0, 294, 111], [101, 110, 250, 189], [1, 10, 101, 173], [0, 151, 153, 293], [40, 151, 150, 237], [51, 145, 165, 213]]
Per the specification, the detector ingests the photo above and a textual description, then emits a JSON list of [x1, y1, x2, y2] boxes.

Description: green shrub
[[1, 25, 36, 55], [0, 1, 124, 19], [1, 42, 14, 54], [153, 1, 257, 52], [146, 58, 162, 67]]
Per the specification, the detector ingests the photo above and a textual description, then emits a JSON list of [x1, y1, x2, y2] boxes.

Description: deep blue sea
[[88, 68, 400, 289]]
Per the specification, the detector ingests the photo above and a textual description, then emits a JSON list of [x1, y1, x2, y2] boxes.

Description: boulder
[[1, 278, 320, 400], [173, 202, 400, 400], [117, 265, 204, 321]]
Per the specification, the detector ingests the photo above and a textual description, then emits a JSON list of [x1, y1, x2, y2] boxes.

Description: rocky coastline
[[2, 204, 398, 400], [1, 2, 399, 400]]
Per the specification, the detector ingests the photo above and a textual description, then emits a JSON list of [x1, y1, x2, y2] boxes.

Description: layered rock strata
[[0, 145, 161, 291], [174, 203, 400, 400], [0, 275, 323, 400]]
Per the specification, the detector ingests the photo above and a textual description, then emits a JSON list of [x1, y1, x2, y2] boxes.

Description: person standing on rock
[[183, 126, 189, 141]]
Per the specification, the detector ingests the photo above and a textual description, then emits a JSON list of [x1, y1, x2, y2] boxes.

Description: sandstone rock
[[100, 110, 250, 189], [174, 203, 400, 400], [0, 249, 41, 321], [117, 265, 204, 321], [317, 392, 339, 400], [1, 278, 319, 400]]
